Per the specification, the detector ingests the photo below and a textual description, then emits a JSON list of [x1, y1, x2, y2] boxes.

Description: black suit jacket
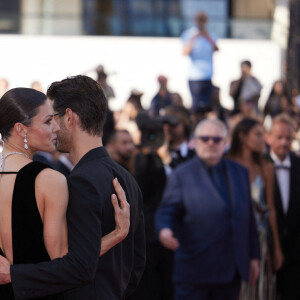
[[271, 152, 300, 262], [11, 147, 146, 299]]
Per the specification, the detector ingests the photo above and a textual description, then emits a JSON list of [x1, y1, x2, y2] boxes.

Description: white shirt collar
[[270, 151, 291, 168], [177, 141, 189, 157]]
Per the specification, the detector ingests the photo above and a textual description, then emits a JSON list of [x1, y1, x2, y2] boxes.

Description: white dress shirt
[[270, 151, 291, 214], [164, 141, 190, 177]]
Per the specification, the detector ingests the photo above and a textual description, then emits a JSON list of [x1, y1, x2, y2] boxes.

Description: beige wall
[[232, 0, 275, 18], [21, 0, 82, 34]]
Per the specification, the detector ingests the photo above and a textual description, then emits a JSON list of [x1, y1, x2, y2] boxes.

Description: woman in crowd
[[227, 118, 284, 300], [264, 80, 293, 118], [0, 88, 130, 299]]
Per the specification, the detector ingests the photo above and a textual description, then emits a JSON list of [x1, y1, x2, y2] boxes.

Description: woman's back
[[0, 157, 60, 299]]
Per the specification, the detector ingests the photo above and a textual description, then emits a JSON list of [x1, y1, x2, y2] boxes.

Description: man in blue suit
[[155, 118, 260, 300]]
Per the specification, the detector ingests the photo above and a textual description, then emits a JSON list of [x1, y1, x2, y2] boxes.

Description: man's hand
[[248, 259, 259, 285], [0, 255, 11, 284], [159, 228, 179, 251], [274, 246, 284, 271]]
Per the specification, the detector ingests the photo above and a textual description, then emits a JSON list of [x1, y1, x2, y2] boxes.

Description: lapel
[[267, 152, 287, 218], [224, 160, 236, 211], [193, 157, 231, 211], [287, 153, 296, 217], [274, 172, 285, 217]]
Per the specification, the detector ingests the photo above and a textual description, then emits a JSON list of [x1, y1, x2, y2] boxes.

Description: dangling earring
[[24, 134, 28, 149]]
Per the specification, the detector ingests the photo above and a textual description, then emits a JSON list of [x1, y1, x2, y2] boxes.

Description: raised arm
[[40, 170, 129, 259], [0, 176, 130, 290], [183, 31, 218, 55]]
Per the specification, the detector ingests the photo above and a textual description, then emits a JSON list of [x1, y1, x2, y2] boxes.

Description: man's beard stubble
[[56, 123, 71, 153]]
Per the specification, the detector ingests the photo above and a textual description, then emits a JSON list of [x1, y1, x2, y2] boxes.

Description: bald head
[[195, 119, 227, 138]]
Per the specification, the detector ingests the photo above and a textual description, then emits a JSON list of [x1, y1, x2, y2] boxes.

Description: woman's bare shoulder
[[35, 168, 68, 195]]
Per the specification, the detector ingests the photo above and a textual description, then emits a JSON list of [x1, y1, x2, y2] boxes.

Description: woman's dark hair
[[0, 88, 47, 140], [127, 95, 143, 112], [228, 118, 262, 164], [266, 79, 289, 105], [164, 105, 191, 139], [47, 75, 107, 136]]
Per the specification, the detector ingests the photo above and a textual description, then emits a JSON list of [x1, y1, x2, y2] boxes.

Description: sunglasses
[[196, 136, 223, 144]]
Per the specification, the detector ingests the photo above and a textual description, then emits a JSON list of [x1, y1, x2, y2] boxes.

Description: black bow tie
[[275, 165, 290, 170]]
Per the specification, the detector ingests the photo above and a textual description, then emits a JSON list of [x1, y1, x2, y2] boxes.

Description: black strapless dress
[[0, 161, 63, 299]]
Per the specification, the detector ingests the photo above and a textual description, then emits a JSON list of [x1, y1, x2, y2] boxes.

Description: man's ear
[[13, 123, 27, 138], [65, 108, 76, 128], [265, 131, 271, 145]]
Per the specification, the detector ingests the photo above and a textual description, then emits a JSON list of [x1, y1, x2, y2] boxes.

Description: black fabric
[[0, 172, 18, 174], [267, 152, 300, 298], [170, 149, 195, 169], [129, 153, 173, 300], [54, 160, 71, 178], [133, 153, 167, 243], [0, 161, 62, 300], [0, 248, 14, 298], [102, 108, 115, 146], [11, 147, 145, 300]]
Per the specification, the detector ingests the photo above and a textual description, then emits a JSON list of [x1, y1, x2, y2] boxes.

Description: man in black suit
[[158, 105, 194, 176], [0, 75, 146, 299], [266, 113, 300, 300]]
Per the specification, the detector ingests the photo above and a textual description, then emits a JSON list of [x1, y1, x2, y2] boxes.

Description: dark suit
[[155, 156, 260, 299], [271, 152, 300, 299], [33, 152, 55, 168], [169, 148, 195, 170], [10, 147, 146, 300], [54, 160, 72, 178], [129, 152, 172, 300]]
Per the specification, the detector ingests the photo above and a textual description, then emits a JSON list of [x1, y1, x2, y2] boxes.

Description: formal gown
[[239, 175, 276, 300], [0, 161, 63, 300]]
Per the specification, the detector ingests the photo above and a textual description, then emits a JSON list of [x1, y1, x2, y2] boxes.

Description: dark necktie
[[208, 164, 230, 206]]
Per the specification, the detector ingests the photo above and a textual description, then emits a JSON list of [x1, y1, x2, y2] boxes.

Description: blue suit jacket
[[155, 156, 260, 284]]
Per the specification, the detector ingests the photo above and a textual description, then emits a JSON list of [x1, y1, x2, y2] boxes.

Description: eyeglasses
[[53, 111, 66, 118], [196, 136, 223, 144]]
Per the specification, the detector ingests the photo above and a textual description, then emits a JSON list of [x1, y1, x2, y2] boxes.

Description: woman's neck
[[2, 140, 33, 160]]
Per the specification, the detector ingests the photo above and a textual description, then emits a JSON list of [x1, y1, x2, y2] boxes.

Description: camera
[[135, 112, 164, 149]]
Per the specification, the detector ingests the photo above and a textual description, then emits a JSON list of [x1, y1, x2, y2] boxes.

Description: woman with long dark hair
[[0, 88, 130, 299], [227, 118, 284, 300], [264, 80, 291, 118]]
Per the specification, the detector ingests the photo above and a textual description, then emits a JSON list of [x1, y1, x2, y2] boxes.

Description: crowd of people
[[0, 9, 300, 300]]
